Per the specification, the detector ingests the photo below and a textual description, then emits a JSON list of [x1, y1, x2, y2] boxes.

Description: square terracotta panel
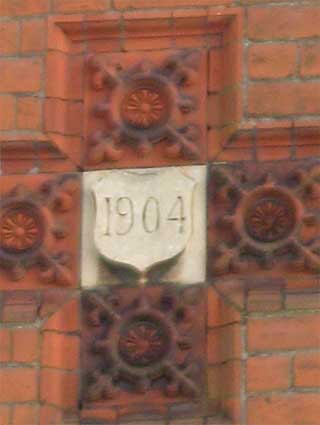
[[208, 160, 320, 280], [0, 174, 80, 289], [81, 285, 205, 423], [84, 50, 207, 169]]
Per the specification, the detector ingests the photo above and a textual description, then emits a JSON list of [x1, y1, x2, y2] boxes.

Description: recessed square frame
[[44, 8, 243, 170]]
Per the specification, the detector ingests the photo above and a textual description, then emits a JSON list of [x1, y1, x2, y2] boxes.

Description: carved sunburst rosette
[[209, 162, 320, 275], [236, 186, 301, 251], [244, 194, 295, 243], [82, 286, 204, 404], [0, 177, 79, 286], [86, 50, 202, 165], [0, 202, 46, 254]]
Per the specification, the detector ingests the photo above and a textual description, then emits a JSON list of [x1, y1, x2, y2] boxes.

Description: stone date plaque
[[81, 166, 206, 286]]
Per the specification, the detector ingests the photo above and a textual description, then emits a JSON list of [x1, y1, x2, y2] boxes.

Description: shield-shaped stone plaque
[[92, 168, 196, 274]]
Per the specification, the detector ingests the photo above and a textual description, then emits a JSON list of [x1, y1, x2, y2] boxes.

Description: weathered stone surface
[[81, 166, 206, 286]]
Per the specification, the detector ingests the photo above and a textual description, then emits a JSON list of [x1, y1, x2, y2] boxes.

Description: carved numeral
[[142, 197, 160, 233], [116, 197, 134, 236], [104, 196, 186, 236], [104, 197, 111, 236], [167, 196, 186, 233]]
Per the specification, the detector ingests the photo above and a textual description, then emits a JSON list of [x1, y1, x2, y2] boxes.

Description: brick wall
[[0, 1, 319, 425], [1, 1, 320, 136]]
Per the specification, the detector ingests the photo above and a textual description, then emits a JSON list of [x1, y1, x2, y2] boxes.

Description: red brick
[[248, 7, 320, 40], [0, 58, 42, 93], [221, 43, 243, 91], [17, 97, 42, 130], [247, 393, 320, 425], [45, 51, 68, 99], [248, 82, 320, 116], [209, 49, 223, 93], [12, 405, 37, 425], [0, 368, 38, 402], [40, 368, 78, 408], [1, 158, 38, 176], [294, 352, 320, 387], [0, 21, 19, 54], [40, 289, 72, 318], [53, 0, 110, 12], [42, 332, 79, 370], [222, 360, 242, 397], [81, 407, 118, 423], [39, 406, 63, 425], [256, 127, 291, 146], [39, 157, 78, 174], [208, 360, 241, 399], [207, 287, 241, 328], [0, 0, 50, 16], [1, 292, 39, 323], [221, 397, 241, 425], [0, 95, 15, 130], [286, 293, 320, 310], [0, 329, 11, 362], [248, 43, 297, 79], [296, 144, 320, 159], [257, 146, 290, 161], [67, 55, 84, 101], [208, 324, 242, 364], [246, 289, 282, 312], [0, 406, 10, 425], [21, 19, 46, 53], [222, 147, 253, 162], [247, 355, 290, 392], [300, 42, 320, 77], [115, 0, 232, 8], [241, 0, 288, 3], [44, 98, 83, 135], [248, 314, 320, 352], [43, 298, 79, 332], [12, 328, 39, 363], [208, 88, 242, 128]]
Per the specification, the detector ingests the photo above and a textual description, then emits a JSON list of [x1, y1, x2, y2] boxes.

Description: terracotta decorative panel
[[0, 174, 80, 289], [81, 165, 206, 287], [81, 285, 205, 423], [208, 160, 320, 279], [84, 50, 207, 169]]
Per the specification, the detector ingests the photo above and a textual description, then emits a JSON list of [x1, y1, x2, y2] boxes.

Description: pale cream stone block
[[81, 165, 206, 287]]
